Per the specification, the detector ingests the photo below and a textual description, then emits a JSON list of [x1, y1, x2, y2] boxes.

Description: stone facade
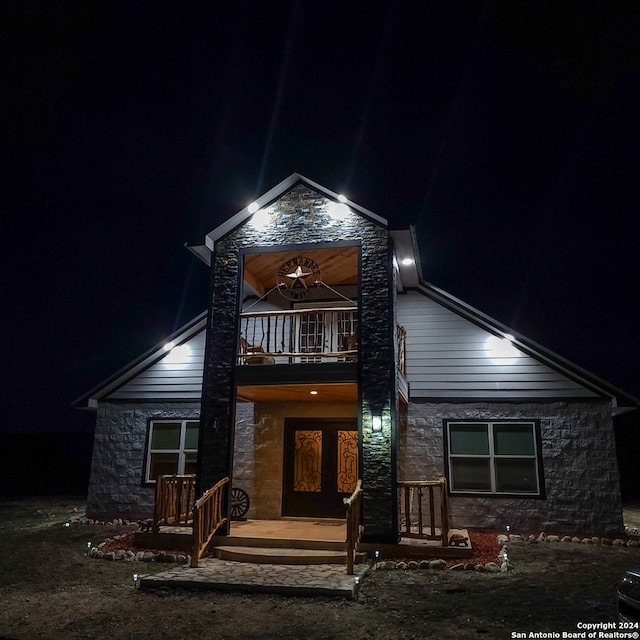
[[199, 183, 398, 541], [87, 401, 200, 519], [399, 400, 623, 534]]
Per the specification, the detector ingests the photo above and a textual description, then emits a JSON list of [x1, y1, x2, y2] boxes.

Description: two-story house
[[75, 174, 635, 541]]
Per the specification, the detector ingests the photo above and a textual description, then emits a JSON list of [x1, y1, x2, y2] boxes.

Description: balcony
[[235, 307, 406, 398], [238, 307, 359, 365]]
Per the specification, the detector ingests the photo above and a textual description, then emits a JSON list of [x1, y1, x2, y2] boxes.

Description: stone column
[[359, 234, 399, 543], [197, 242, 240, 533]]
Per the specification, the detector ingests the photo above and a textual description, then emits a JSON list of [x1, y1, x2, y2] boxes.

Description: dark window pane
[[495, 459, 538, 493], [450, 424, 489, 455], [151, 423, 180, 449], [184, 452, 198, 475], [451, 458, 491, 491], [149, 453, 179, 480], [494, 424, 535, 455], [185, 422, 199, 449]]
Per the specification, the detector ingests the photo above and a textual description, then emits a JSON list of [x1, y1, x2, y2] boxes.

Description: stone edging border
[[371, 526, 640, 574], [76, 517, 640, 569]]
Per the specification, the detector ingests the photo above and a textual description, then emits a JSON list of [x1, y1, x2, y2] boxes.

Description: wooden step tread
[[214, 546, 365, 565]]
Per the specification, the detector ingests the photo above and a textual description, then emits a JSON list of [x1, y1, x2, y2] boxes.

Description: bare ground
[[1, 498, 639, 640]]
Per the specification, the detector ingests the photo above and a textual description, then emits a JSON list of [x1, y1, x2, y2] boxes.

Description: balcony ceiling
[[243, 247, 358, 296], [236, 382, 357, 403]]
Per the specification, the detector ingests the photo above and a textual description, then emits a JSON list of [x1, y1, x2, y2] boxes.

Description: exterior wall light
[[250, 207, 270, 230], [328, 201, 349, 221], [485, 334, 519, 364], [372, 415, 382, 432], [309, 390, 318, 395], [164, 343, 191, 366]]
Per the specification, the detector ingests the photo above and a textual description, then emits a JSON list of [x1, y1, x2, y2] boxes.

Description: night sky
[[3, 2, 639, 467]]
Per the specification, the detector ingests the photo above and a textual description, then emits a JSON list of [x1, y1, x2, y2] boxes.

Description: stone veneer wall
[[399, 400, 624, 534], [199, 183, 398, 541], [86, 401, 200, 519], [232, 401, 358, 520]]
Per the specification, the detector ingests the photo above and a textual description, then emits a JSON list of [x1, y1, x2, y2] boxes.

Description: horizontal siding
[[397, 291, 597, 400], [109, 332, 206, 400]]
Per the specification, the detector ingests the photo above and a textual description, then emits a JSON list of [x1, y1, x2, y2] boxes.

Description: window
[[445, 421, 542, 495], [145, 420, 199, 483]]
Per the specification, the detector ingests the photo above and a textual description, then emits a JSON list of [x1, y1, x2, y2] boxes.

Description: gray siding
[[397, 291, 598, 399], [109, 332, 205, 400]]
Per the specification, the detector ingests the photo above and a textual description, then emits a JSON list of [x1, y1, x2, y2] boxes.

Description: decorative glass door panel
[[283, 419, 358, 518], [337, 430, 358, 493], [293, 430, 322, 492]]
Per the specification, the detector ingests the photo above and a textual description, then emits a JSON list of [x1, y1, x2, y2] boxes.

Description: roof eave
[[72, 311, 208, 410], [414, 280, 639, 408]]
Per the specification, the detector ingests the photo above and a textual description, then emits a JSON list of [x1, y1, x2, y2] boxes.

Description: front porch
[[134, 475, 473, 568], [135, 517, 472, 561]]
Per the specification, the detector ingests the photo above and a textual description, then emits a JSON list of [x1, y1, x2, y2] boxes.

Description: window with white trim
[[445, 421, 542, 495], [145, 420, 199, 483]]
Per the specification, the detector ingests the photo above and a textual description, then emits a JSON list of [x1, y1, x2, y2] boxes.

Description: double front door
[[282, 419, 358, 518]]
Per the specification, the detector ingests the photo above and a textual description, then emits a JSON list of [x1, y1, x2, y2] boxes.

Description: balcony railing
[[238, 307, 407, 372], [238, 307, 358, 365]]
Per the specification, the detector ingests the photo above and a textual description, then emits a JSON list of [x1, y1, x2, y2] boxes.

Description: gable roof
[[187, 173, 388, 267], [76, 175, 637, 414]]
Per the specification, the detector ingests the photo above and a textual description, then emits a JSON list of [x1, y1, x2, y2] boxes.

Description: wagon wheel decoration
[[230, 487, 250, 520]]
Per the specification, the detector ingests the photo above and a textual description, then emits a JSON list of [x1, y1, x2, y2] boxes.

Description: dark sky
[[3, 2, 639, 437]]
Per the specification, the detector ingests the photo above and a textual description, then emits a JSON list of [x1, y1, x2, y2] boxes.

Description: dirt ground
[[1, 498, 639, 640]]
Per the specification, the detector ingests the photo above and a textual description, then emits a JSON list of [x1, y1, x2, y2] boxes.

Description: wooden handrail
[[152, 475, 196, 533], [190, 477, 229, 568], [344, 479, 363, 575], [398, 477, 450, 545]]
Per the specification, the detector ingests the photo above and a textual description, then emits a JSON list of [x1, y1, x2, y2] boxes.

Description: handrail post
[[439, 476, 450, 546], [344, 479, 362, 575]]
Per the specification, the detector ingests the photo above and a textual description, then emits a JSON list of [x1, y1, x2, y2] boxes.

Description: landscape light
[[401, 258, 414, 266], [372, 415, 382, 432], [337, 194, 347, 203], [247, 202, 259, 214]]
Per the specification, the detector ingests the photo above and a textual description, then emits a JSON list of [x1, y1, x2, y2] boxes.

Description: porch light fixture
[[372, 415, 382, 432]]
